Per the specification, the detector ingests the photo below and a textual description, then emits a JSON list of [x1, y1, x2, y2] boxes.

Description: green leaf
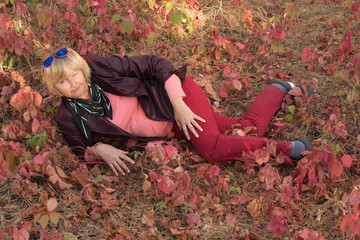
[[284, 114, 293, 122], [111, 14, 120, 25], [229, 186, 241, 194], [8, 56, 17, 67], [187, 24, 194, 35], [165, 2, 174, 9], [288, 105, 296, 114], [120, 18, 134, 34], [169, 11, 181, 25], [148, 32, 154, 44], [94, 174, 104, 184]]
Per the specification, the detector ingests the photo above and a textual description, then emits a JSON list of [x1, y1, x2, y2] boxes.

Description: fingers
[[109, 152, 134, 177], [195, 115, 206, 123]]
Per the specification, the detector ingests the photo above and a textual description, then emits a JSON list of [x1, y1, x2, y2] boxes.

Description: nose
[[69, 79, 77, 88]]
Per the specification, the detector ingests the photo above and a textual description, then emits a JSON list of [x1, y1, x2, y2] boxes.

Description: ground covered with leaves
[[1, 0, 360, 239]]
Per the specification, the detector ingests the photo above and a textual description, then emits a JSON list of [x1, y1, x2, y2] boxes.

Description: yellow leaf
[[39, 214, 49, 228], [49, 212, 61, 225]]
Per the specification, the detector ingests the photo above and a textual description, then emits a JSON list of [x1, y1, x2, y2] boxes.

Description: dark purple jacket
[[54, 54, 187, 158]]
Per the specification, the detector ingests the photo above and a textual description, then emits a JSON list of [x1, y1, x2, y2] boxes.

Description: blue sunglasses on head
[[42, 48, 69, 68]]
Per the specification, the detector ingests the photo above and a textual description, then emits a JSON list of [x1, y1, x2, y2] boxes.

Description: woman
[[42, 47, 314, 176]]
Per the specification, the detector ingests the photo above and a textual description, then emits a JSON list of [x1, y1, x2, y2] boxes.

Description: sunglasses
[[42, 48, 69, 68]]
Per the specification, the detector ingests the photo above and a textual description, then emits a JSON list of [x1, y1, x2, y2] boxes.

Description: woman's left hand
[[171, 96, 206, 140]]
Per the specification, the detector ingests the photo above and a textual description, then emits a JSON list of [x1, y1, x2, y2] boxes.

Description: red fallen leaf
[[341, 154, 352, 168], [259, 164, 280, 191], [32, 117, 41, 134], [348, 190, 360, 206], [232, 79, 242, 91], [12, 226, 30, 240], [47, 165, 73, 190], [1, 85, 13, 96], [185, 213, 200, 226], [157, 175, 174, 194], [352, 1, 360, 20], [295, 227, 325, 240], [340, 214, 360, 235], [352, 55, 360, 67], [145, 141, 165, 164], [188, 186, 204, 210], [219, 86, 228, 98], [301, 47, 316, 64], [288, 86, 303, 96], [163, 145, 178, 163], [328, 159, 343, 178], [149, 171, 158, 181], [267, 216, 289, 238], [196, 166, 207, 178], [222, 65, 232, 77], [208, 165, 220, 179], [205, 83, 214, 96], [33, 154, 44, 164], [235, 42, 245, 49], [241, 52, 254, 63], [327, 64, 335, 75], [254, 149, 270, 165]]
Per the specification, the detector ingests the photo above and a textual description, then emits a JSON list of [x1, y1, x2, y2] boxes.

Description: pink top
[[84, 74, 185, 161]]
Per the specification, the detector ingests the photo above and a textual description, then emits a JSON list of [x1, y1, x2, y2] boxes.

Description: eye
[[58, 79, 66, 84]]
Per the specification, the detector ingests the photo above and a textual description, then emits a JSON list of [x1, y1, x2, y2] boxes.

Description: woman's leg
[[176, 77, 291, 163]]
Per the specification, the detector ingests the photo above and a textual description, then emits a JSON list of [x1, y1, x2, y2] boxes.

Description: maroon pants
[[173, 77, 292, 163]]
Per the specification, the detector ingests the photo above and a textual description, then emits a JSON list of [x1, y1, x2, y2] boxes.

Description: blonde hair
[[41, 47, 91, 96]]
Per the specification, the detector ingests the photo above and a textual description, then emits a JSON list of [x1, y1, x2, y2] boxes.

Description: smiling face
[[42, 47, 91, 98], [54, 64, 91, 99]]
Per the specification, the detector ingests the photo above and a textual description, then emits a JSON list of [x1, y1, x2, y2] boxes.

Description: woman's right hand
[[95, 143, 134, 176]]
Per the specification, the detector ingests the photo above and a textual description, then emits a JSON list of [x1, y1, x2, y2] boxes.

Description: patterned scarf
[[67, 81, 112, 141]]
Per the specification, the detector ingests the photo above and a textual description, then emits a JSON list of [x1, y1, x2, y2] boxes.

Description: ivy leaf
[[328, 160, 343, 178], [340, 214, 360, 235], [267, 216, 289, 238], [208, 165, 220, 179], [341, 154, 352, 168], [157, 175, 174, 194], [120, 18, 134, 34], [301, 47, 316, 63]]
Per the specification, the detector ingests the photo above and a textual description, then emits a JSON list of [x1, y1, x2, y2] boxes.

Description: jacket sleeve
[[54, 103, 95, 160], [83, 54, 187, 85]]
